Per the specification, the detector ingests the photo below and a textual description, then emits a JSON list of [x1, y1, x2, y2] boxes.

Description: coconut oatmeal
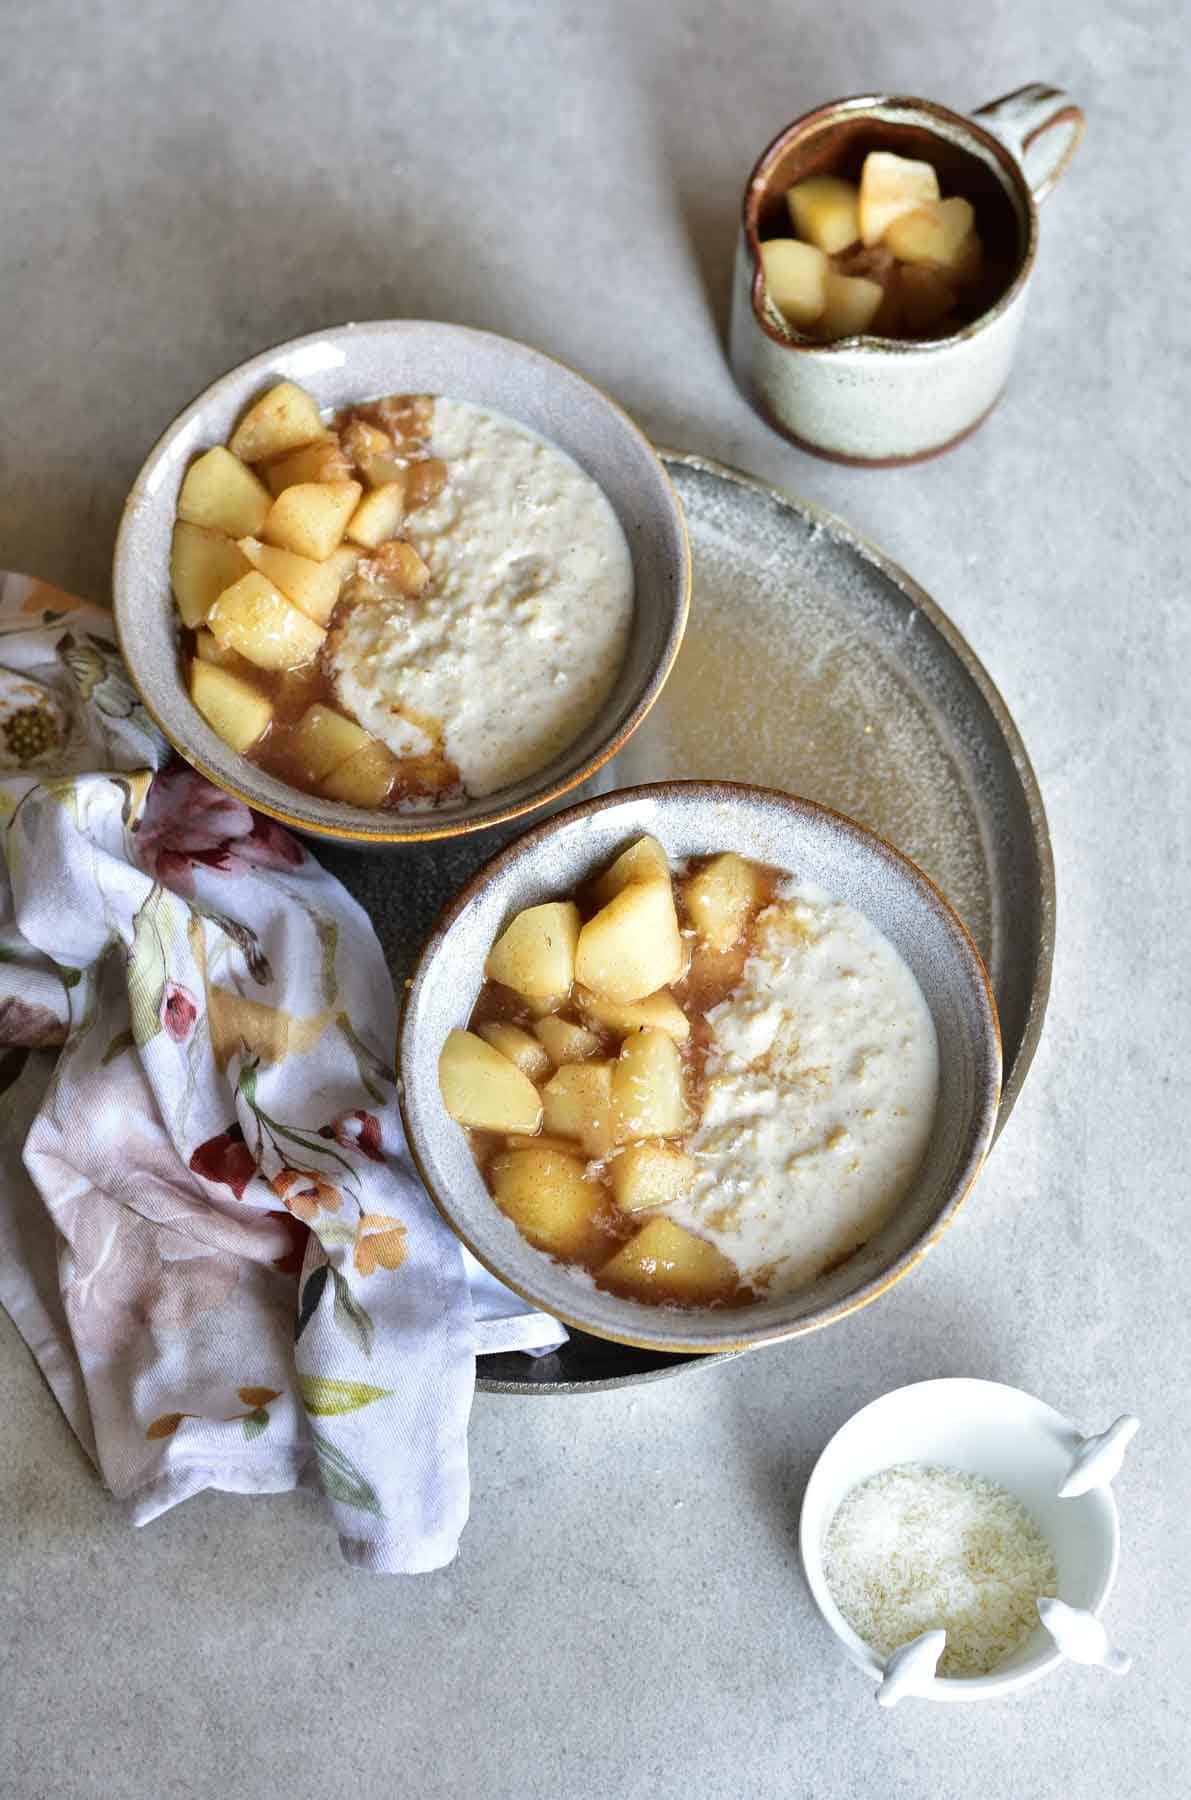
[[170, 382, 633, 810], [329, 399, 634, 798], [438, 835, 940, 1308], [669, 880, 939, 1295]]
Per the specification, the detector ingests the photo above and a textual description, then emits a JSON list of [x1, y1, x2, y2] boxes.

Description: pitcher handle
[[972, 83, 1085, 203]]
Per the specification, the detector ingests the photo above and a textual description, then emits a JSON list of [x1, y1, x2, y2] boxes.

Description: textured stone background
[[1, 2, 1187, 1795]]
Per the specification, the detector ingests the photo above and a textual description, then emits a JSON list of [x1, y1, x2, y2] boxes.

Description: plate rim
[[480, 446, 1054, 1393], [650, 448, 1055, 1134]]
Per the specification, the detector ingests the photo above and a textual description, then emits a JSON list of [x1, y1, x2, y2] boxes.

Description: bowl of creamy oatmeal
[[399, 781, 1002, 1353], [113, 322, 689, 842]]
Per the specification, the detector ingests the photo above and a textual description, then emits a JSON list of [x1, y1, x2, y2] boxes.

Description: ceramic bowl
[[398, 781, 1002, 1354], [800, 1378, 1125, 1702], [729, 82, 1084, 463], [112, 321, 690, 844]]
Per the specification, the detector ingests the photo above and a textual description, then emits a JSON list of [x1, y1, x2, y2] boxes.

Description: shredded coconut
[[823, 1463, 1058, 1677]]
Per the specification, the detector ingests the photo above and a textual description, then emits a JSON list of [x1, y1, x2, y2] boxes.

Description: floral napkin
[[0, 571, 561, 1573]]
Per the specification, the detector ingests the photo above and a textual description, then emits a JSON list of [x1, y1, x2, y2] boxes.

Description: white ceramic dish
[[799, 1378, 1128, 1702]]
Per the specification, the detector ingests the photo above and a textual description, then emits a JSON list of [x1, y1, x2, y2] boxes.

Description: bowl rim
[[111, 319, 692, 845], [797, 1376, 1122, 1700], [398, 778, 1004, 1354]]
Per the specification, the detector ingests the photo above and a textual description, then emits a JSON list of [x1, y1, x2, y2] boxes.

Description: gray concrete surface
[[1, 2, 1188, 1796]]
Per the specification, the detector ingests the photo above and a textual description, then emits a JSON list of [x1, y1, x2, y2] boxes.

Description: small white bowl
[[799, 1378, 1122, 1702]]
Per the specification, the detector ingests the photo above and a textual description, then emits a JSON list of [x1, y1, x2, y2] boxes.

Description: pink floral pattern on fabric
[[321, 1109, 384, 1162], [188, 1122, 258, 1199], [135, 759, 303, 897], [0, 577, 486, 1571], [160, 981, 197, 1042]]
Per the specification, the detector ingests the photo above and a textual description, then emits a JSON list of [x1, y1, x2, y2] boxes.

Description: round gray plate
[[322, 451, 1054, 1395]]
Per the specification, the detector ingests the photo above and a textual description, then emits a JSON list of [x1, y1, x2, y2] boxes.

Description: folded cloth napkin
[[0, 572, 562, 1572]]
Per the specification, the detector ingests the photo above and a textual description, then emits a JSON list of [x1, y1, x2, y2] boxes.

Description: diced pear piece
[[438, 1028, 543, 1134], [592, 835, 671, 906], [262, 481, 362, 561], [194, 629, 252, 675], [485, 902, 581, 1000], [324, 544, 362, 589], [612, 1029, 687, 1142], [534, 1015, 602, 1066], [858, 149, 940, 247], [574, 984, 689, 1043], [262, 435, 352, 496], [207, 572, 325, 671], [170, 521, 252, 628], [189, 659, 272, 753], [524, 992, 570, 1019], [350, 450, 410, 500], [406, 458, 448, 510], [320, 739, 400, 807], [900, 264, 958, 335], [228, 381, 325, 463], [683, 853, 767, 954], [363, 448, 411, 490], [374, 393, 435, 441], [816, 271, 884, 342], [760, 238, 829, 329], [575, 880, 684, 1005], [541, 1060, 619, 1158], [833, 244, 903, 334], [489, 1146, 610, 1262], [176, 447, 271, 538], [477, 1022, 552, 1083], [786, 175, 861, 254], [286, 703, 371, 783], [361, 538, 432, 598], [346, 481, 407, 549], [342, 418, 407, 488], [951, 230, 985, 286], [599, 1217, 738, 1305], [237, 537, 341, 625], [341, 419, 392, 460], [610, 1143, 697, 1214], [884, 196, 976, 269]]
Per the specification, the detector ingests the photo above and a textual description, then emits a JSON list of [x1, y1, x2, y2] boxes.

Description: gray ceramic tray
[[322, 451, 1054, 1395]]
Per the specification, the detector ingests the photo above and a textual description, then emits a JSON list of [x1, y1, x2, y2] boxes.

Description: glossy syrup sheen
[[465, 854, 783, 1307], [180, 395, 462, 810]]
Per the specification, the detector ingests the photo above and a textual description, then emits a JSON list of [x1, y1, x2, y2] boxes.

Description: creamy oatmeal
[[670, 880, 939, 1294], [329, 399, 634, 798], [438, 835, 940, 1308], [171, 383, 633, 810]]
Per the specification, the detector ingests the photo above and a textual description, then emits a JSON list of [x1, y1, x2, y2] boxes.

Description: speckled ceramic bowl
[[729, 83, 1084, 463], [112, 322, 690, 844], [399, 782, 1003, 1354]]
